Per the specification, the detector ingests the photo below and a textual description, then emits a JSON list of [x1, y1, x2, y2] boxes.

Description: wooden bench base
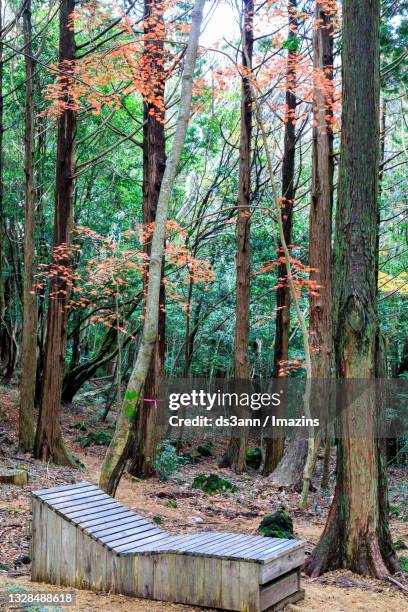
[[31, 482, 305, 611]]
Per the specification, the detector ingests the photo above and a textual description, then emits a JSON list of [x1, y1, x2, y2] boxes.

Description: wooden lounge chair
[[31, 481, 305, 611]]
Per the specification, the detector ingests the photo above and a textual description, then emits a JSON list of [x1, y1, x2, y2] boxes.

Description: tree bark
[[34, 0, 76, 465], [99, 0, 206, 496], [19, 0, 37, 451], [264, 0, 298, 476], [0, 0, 5, 373], [128, 0, 166, 478], [220, 0, 253, 473], [304, 0, 399, 577]]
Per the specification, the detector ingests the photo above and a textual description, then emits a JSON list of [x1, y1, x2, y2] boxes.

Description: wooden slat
[[119, 555, 137, 596], [191, 533, 248, 555], [221, 559, 241, 610], [75, 529, 92, 590], [174, 554, 205, 606], [153, 554, 176, 602], [46, 508, 62, 585], [260, 546, 305, 584], [136, 555, 154, 598], [91, 517, 150, 538], [259, 569, 299, 611], [226, 537, 291, 560], [65, 500, 120, 520], [239, 561, 260, 612], [203, 557, 222, 608], [60, 519, 77, 587], [53, 493, 112, 513], [101, 523, 160, 546], [33, 481, 92, 497], [31, 498, 47, 582], [257, 540, 303, 562], [78, 507, 133, 529], [39, 485, 98, 503], [173, 532, 236, 554], [49, 489, 105, 508], [114, 532, 169, 554], [128, 535, 184, 553], [90, 541, 108, 592]]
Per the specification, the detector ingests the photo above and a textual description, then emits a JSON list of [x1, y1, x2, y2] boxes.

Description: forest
[[0, 0, 407, 610]]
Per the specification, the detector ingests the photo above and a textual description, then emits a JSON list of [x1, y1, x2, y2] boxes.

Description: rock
[[194, 517, 204, 524], [0, 469, 28, 486], [246, 448, 262, 470], [257, 508, 294, 539]]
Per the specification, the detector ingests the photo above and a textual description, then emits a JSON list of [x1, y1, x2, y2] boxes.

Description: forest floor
[[0, 384, 407, 611]]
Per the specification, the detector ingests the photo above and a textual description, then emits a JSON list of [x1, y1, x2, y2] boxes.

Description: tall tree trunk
[[128, 0, 166, 478], [220, 0, 253, 473], [298, 0, 334, 503], [263, 0, 298, 476], [34, 0, 76, 465], [19, 0, 37, 451], [99, 0, 206, 496], [304, 0, 399, 577], [0, 0, 5, 369], [309, 0, 333, 380]]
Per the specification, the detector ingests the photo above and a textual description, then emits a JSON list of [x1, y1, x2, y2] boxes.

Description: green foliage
[[246, 448, 262, 469], [78, 429, 112, 448], [394, 539, 407, 550], [192, 474, 238, 495], [155, 440, 189, 481], [258, 509, 294, 539], [196, 443, 213, 457], [71, 422, 88, 432], [167, 499, 178, 509], [399, 556, 408, 572]]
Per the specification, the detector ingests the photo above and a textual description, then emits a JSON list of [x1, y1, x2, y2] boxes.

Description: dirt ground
[[1, 385, 407, 611]]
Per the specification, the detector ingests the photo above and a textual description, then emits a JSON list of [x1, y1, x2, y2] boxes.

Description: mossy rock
[[192, 473, 238, 495], [197, 443, 213, 457], [0, 469, 28, 486], [246, 448, 262, 469], [258, 509, 294, 539]]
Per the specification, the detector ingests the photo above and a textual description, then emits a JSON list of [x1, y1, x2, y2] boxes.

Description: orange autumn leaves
[[36, 222, 215, 336]]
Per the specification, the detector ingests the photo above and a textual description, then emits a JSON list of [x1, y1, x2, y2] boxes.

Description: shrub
[[258, 509, 294, 539], [192, 473, 238, 495], [155, 440, 188, 481]]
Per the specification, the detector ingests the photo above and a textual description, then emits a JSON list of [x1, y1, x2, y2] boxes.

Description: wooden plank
[[174, 532, 237, 554], [90, 542, 108, 592], [260, 547, 305, 584], [226, 537, 291, 560], [33, 481, 92, 497], [46, 507, 62, 585], [75, 529, 92, 590], [118, 555, 137, 596], [78, 507, 133, 529], [49, 490, 106, 508], [265, 587, 305, 612], [203, 557, 222, 609], [152, 554, 176, 602], [193, 533, 248, 555], [53, 493, 113, 512], [91, 517, 150, 538], [220, 559, 241, 610], [239, 562, 260, 612], [101, 523, 160, 546], [113, 531, 168, 553], [174, 554, 205, 606], [39, 485, 98, 503], [136, 554, 154, 598], [128, 535, 184, 553], [258, 540, 304, 562], [60, 519, 77, 587], [259, 570, 299, 611], [31, 498, 47, 582], [66, 500, 119, 520], [106, 552, 121, 594]]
